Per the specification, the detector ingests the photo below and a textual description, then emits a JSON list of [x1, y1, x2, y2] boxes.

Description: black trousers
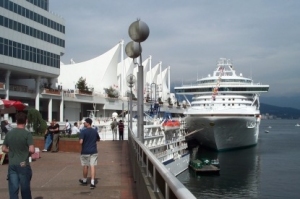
[[119, 131, 124, 140]]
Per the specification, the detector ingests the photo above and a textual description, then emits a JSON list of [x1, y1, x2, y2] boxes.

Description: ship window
[[223, 104, 225, 106], [228, 104, 230, 106], [222, 98, 225, 101], [232, 104, 234, 106]]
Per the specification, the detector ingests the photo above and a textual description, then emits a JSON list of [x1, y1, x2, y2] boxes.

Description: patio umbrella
[[0, 99, 27, 114]]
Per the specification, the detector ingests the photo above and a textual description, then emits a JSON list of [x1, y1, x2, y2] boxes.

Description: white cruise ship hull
[[185, 114, 260, 151], [163, 153, 190, 176]]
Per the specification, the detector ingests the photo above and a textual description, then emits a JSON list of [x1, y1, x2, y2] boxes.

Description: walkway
[[0, 140, 137, 199]]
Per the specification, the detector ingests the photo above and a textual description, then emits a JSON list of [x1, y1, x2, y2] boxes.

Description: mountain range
[[260, 103, 300, 119]]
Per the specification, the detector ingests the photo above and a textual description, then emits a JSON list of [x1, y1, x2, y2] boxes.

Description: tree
[[76, 77, 88, 91], [104, 86, 119, 98], [27, 108, 47, 134]]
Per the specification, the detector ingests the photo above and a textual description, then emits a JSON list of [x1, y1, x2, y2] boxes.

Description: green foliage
[[76, 77, 94, 93], [168, 97, 173, 105], [27, 108, 47, 134], [76, 77, 88, 91], [104, 86, 119, 98]]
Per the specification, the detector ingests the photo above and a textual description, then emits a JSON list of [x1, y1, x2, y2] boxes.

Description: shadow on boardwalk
[[0, 141, 137, 199]]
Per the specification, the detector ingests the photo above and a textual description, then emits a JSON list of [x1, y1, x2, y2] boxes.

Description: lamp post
[[125, 19, 149, 142], [126, 74, 136, 136]]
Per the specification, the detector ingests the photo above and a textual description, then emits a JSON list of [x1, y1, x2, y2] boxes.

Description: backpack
[[110, 122, 115, 130]]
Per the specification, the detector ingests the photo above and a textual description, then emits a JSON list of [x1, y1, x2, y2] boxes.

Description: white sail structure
[[58, 40, 173, 102], [58, 42, 121, 94], [157, 68, 170, 101], [117, 57, 135, 96]]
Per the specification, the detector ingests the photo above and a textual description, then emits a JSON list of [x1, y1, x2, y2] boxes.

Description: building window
[[0, 37, 60, 68]]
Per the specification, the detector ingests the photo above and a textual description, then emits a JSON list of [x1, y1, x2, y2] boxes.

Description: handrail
[[128, 128, 196, 199]]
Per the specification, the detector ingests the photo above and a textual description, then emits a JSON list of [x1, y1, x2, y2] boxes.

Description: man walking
[[50, 119, 60, 152], [79, 118, 100, 189], [110, 118, 118, 141], [2, 112, 35, 199]]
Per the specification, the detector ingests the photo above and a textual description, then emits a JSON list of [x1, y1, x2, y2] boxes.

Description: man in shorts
[[79, 118, 100, 189]]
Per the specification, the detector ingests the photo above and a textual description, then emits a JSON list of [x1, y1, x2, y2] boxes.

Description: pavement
[[0, 140, 138, 199]]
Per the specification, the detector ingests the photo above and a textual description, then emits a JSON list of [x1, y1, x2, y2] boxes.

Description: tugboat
[[189, 158, 220, 174]]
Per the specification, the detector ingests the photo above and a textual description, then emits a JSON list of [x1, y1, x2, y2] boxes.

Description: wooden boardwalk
[[0, 141, 137, 199]]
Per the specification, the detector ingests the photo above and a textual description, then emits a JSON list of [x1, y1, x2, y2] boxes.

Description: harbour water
[[177, 119, 300, 199]]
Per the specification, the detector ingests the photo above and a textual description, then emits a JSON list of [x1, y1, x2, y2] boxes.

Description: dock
[[189, 164, 220, 174], [189, 159, 220, 174]]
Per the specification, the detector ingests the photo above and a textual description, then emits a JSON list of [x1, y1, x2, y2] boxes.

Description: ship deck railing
[[154, 144, 188, 159]]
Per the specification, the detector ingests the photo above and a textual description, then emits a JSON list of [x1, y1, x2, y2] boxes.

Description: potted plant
[[104, 86, 119, 98], [76, 77, 93, 95], [158, 97, 163, 105], [168, 97, 173, 107]]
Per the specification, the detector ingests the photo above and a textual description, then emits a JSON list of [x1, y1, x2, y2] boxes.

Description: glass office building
[[0, 0, 65, 113]]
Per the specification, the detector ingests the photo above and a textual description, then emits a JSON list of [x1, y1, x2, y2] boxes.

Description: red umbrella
[[0, 99, 27, 114]]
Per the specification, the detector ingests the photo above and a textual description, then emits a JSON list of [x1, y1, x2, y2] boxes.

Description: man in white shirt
[[65, 119, 71, 137], [71, 122, 80, 135]]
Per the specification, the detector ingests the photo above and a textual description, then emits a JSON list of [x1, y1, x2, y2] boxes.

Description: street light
[[125, 19, 149, 142], [126, 74, 136, 136]]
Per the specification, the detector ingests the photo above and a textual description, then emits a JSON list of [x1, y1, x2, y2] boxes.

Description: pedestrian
[[1, 112, 35, 199], [78, 118, 100, 189], [118, 120, 124, 140], [5, 120, 13, 131], [1, 120, 8, 134], [49, 119, 60, 152], [110, 118, 118, 141], [71, 122, 80, 135], [79, 120, 86, 133], [42, 122, 53, 152], [65, 119, 71, 137]]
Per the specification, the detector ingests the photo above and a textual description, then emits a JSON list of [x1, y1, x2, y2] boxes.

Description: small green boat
[[189, 159, 220, 174]]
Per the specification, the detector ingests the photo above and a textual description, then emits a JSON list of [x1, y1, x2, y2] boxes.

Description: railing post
[[165, 182, 169, 199], [146, 158, 149, 177], [153, 166, 157, 192]]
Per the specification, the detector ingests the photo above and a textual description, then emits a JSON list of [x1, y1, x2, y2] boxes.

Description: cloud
[[50, 0, 300, 99]]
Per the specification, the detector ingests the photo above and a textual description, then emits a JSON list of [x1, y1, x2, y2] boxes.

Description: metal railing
[[128, 128, 196, 199]]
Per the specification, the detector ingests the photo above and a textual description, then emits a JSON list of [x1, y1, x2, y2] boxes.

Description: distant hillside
[[260, 103, 300, 119]]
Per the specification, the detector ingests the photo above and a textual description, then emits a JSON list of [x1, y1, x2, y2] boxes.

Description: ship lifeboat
[[162, 120, 180, 131]]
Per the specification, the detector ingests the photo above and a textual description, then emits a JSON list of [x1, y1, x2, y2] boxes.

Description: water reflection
[[178, 146, 260, 199]]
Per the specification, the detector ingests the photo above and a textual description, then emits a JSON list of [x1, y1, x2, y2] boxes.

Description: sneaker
[[90, 183, 96, 189], [42, 149, 47, 152], [79, 179, 87, 186]]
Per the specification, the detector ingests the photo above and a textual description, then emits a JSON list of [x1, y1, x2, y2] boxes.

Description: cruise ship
[[175, 58, 269, 151], [142, 114, 190, 176]]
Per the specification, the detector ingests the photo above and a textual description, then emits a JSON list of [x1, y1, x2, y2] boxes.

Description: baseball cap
[[84, 118, 92, 125]]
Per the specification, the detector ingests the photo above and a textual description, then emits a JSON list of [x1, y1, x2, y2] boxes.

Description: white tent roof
[[57, 41, 172, 100], [58, 42, 121, 94]]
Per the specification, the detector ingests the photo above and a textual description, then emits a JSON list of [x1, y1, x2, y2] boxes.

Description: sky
[[50, 0, 300, 105]]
